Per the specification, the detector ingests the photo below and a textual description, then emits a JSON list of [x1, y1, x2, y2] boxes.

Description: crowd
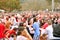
[[0, 11, 60, 40]]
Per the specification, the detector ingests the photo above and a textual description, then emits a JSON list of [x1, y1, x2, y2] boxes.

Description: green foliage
[[21, 0, 49, 11], [0, 0, 21, 12], [0, 0, 60, 11], [46, 0, 52, 5], [46, 0, 60, 5], [46, 0, 60, 9]]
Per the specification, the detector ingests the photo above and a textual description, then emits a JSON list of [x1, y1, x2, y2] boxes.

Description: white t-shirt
[[27, 25, 34, 34], [16, 35, 27, 40], [40, 28, 47, 35], [46, 25, 53, 39]]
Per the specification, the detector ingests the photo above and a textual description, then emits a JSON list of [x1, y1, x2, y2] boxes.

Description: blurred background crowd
[[0, 11, 60, 40], [0, 0, 60, 40]]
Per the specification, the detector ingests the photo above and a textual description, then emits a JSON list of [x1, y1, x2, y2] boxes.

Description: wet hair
[[17, 27, 25, 35], [33, 17, 37, 23], [17, 31, 21, 35]]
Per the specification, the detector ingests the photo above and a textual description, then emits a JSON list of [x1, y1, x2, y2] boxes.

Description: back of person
[[46, 25, 53, 39], [17, 35, 28, 40], [53, 24, 60, 37]]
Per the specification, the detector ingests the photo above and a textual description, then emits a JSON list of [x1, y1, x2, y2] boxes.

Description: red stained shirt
[[5, 29, 16, 38], [0, 23, 5, 38], [42, 23, 48, 29]]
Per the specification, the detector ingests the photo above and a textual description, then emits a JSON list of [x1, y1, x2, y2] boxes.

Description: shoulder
[[17, 36, 27, 40]]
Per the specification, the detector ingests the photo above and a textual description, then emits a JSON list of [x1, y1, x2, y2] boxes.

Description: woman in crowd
[[40, 20, 53, 40], [18, 22, 32, 40], [46, 20, 53, 40], [33, 17, 40, 40], [5, 17, 11, 30], [27, 18, 34, 38], [17, 27, 29, 40]]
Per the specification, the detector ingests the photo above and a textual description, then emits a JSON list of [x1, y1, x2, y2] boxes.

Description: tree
[[46, 0, 60, 4], [20, 0, 48, 11], [46, 0, 60, 9], [0, 0, 21, 12]]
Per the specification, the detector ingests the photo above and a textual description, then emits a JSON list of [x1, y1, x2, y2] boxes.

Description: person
[[27, 18, 34, 38], [18, 22, 32, 40], [10, 14, 17, 26], [53, 19, 60, 37], [33, 17, 40, 40], [5, 28, 17, 40], [0, 20, 5, 40], [42, 20, 48, 29], [5, 17, 11, 29], [17, 27, 29, 40], [46, 20, 53, 40]]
